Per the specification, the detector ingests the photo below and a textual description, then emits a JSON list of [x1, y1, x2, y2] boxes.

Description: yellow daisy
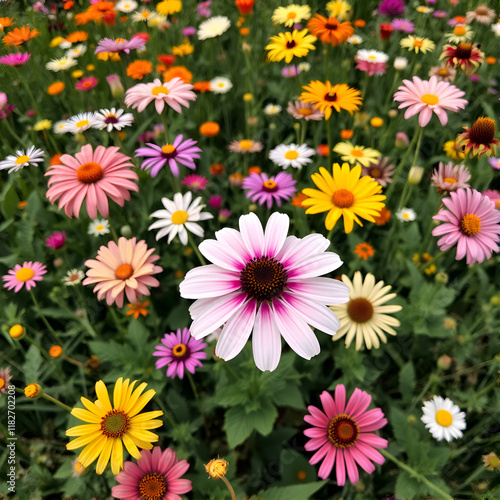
[[272, 4, 311, 27], [156, 0, 182, 15], [443, 139, 465, 161], [400, 35, 435, 54], [332, 141, 381, 167], [326, 0, 352, 20], [265, 29, 316, 64], [66, 378, 163, 475], [302, 163, 386, 233]]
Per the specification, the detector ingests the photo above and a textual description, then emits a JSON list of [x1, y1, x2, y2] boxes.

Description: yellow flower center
[[332, 188, 354, 208], [139, 473, 167, 500], [435, 409, 453, 427], [172, 343, 187, 358], [285, 150, 299, 160], [100, 409, 130, 437], [96, 225, 104, 231], [141, 10, 149, 17], [218, 82, 225, 87], [347, 297, 374, 323], [0, 378, 5, 390], [350, 148, 364, 158], [171, 210, 189, 225], [76, 161, 104, 183], [76, 119, 89, 128], [454, 26, 466, 36], [263, 179, 278, 191], [460, 213, 481, 236], [16, 267, 35, 282], [115, 38, 127, 43], [413, 39, 424, 47], [437, 68, 450, 76], [298, 107, 312, 116], [368, 54, 378, 60], [239, 140, 254, 150], [421, 94, 439, 105], [115, 263, 134, 280], [151, 85, 169, 96], [161, 144, 176, 155], [15, 155, 30, 164], [443, 177, 457, 184], [327, 414, 360, 448], [287, 11, 297, 19]]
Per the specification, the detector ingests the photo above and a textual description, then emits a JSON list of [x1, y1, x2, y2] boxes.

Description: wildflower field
[[1, 0, 500, 498]]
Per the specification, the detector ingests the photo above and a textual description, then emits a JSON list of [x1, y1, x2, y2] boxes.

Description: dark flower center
[[161, 144, 178, 159], [456, 42, 472, 59], [286, 40, 296, 49], [240, 256, 288, 301], [347, 297, 374, 323], [328, 414, 360, 448], [469, 117, 496, 144], [100, 410, 129, 438], [104, 115, 119, 124], [325, 18, 339, 30], [138, 472, 168, 500], [172, 343, 188, 359], [324, 92, 337, 102]]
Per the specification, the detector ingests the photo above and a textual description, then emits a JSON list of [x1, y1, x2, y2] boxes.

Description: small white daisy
[[210, 76, 232, 94], [147, 13, 169, 27], [115, 0, 138, 12], [269, 143, 315, 170], [356, 49, 389, 64], [0, 146, 45, 173], [88, 219, 110, 236], [66, 44, 87, 59], [263, 104, 282, 116], [93, 108, 134, 132], [53, 120, 69, 135], [131, 8, 152, 22], [347, 35, 363, 45], [63, 269, 85, 286], [46, 56, 78, 72], [396, 207, 416, 222], [491, 22, 500, 36], [59, 40, 72, 49], [421, 396, 466, 442], [197, 16, 231, 40], [297, 61, 310, 73], [444, 25, 474, 44], [149, 191, 213, 245], [64, 112, 98, 134], [393, 57, 408, 71]]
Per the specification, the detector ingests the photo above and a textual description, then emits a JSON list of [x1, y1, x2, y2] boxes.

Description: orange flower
[[75, 10, 102, 25], [50, 154, 62, 167], [291, 192, 309, 207], [163, 65, 193, 84], [119, 15, 128, 22], [354, 19, 366, 28], [64, 0, 75, 9], [317, 144, 330, 156], [373, 207, 391, 225], [3, 26, 40, 46], [194, 81, 211, 93], [199, 121, 220, 137], [354, 242, 374, 260], [307, 15, 354, 46], [66, 31, 88, 43], [47, 81, 65, 95], [340, 129, 354, 140], [210, 163, 225, 175], [486, 57, 496, 65], [235, 0, 254, 15], [126, 60, 153, 80], [248, 166, 261, 174], [240, 27, 250, 36], [0, 17, 14, 30], [126, 300, 149, 319], [49, 345, 63, 358]]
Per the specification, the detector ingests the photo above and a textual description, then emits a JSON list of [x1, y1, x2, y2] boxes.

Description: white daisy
[[347, 35, 363, 45], [421, 396, 466, 442], [491, 22, 500, 36], [64, 112, 98, 134], [263, 104, 282, 116], [269, 143, 315, 170], [356, 49, 389, 64], [197, 16, 231, 40], [132, 8, 152, 22], [93, 108, 134, 132], [53, 120, 69, 134], [297, 61, 310, 73], [396, 207, 416, 222], [59, 40, 72, 49], [210, 76, 232, 94], [88, 219, 110, 236], [115, 0, 138, 12], [0, 146, 45, 173], [393, 57, 408, 70], [63, 269, 85, 286], [46, 57, 78, 72], [148, 13, 169, 27], [148, 191, 213, 245], [66, 44, 87, 59], [444, 25, 474, 44]]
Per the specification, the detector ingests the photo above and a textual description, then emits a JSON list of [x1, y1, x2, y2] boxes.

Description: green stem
[[109, 306, 126, 335], [188, 233, 206, 266], [29, 290, 62, 343], [161, 112, 169, 143], [41, 393, 73, 412], [380, 449, 453, 500], [15, 68, 41, 117], [186, 371, 199, 401], [385, 343, 405, 369], [418, 249, 450, 273], [4, 117, 23, 144], [220, 476, 237, 500], [25, 335, 51, 360], [327, 119, 332, 168]]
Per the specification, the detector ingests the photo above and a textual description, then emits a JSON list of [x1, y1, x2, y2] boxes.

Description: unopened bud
[[395, 132, 409, 149], [408, 166, 424, 184], [437, 354, 452, 370]]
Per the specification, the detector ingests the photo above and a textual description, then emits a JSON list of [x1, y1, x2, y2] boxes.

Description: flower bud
[[120, 225, 132, 237], [437, 354, 452, 370], [49, 345, 63, 358], [443, 317, 456, 330], [394, 57, 408, 71], [408, 166, 424, 184], [388, 109, 398, 118], [205, 458, 229, 479], [25, 383, 42, 399], [395, 132, 409, 149], [9, 324, 25, 339], [435, 271, 448, 284], [106, 74, 124, 98]]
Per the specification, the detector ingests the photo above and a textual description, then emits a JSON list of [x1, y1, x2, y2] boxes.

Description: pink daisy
[[111, 447, 192, 500], [287, 100, 325, 121], [3, 261, 47, 292], [45, 231, 66, 249], [361, 157, 395, 187], [483, 190, 500, 209], [304, 385, 388, 485], [153, 327, 207, 379], [181, 173, 209, 191], [432, 188, 500, 265], [0, 52, 31, 66], [242, 172, 297, 209], [135, 135, 202, 178], [83, 237, 162, 308], [431, 161, 470, 194], [75, 76, 98, 91], [45, 145, 138, 219], [94, 36, 146, 54], [0, 367, 12, 395], [125, 77, 196, 114], [179, 212, 350, 371], [393, 76, 468, 127]]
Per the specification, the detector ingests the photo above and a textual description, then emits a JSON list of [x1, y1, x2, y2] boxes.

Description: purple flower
[[135, 135, 202, 177], [488, 157, 500, 170], [209, 194, 222, 208], [391, 18, 414, 32], [137, 131, 154, 143], [45, 231, 66, 250], [433, 10, 448, 18], [242, 172, 296, 209], [378, 0, 406, 17], [282, 65, 299, 78], [183, 26, 197, 36], [94, 37, 146, 54], [197, 0, 212, 17], [153, 328, 207, 379], [0, 53, 31, 66]]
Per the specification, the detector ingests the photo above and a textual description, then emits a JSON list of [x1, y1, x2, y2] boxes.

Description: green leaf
[[271, 382, 304, 409], [23, 344, 42, 384], [259, 481, 328, 500], [399, 362, 416, 401], [127, 318, 149, 349], [15, 218, 35, 257], [1, 183, 19, 219], [395, 471, 423, 500], [214, 384, 250, 407]]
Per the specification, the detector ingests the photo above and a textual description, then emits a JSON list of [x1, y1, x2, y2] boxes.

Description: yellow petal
[[95, 437, 113, 475], [129, 419, 163, 431], [71, 407, 102, 424], [130, 410, 164, 423], [122, 433, 141, 460], [79, 435, 107, 468], [123, 382, 147, 414], [81, 397, 107, 418], [111, 438, 124, 476], [66, 432, 102, 450], [95, 380, 112, 412], [128, 428, 160, 442], [113, 377, 123, 410], [128, 388, 155, 417], [66, 424, 101, 437]]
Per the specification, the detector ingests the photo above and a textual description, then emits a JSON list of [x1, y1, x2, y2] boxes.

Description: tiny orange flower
[[199, 121, 220, 137], [373, 207, 391, 226], [126, 60, 153, 80], [248, 166, 261, 174], [210, 163, 225, 175], [3, 26, 40, 47], [194, 81, 212, 93], [49, 345, 63, 358], [163, 65, 193, 84], [486, 57, 496, 65], [291, 192, 309, 207], [66, 31, 89, 43], [340, 129, 354, 140], [354, 19, 366, 28], [240, 27, 250, 36], [47, 81, 65, 95], [354, 242, 375, 260], [126, 301, 149, 319]]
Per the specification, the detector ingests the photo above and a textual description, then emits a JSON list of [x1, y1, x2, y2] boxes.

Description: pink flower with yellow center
[[3, 261, 47, 292]]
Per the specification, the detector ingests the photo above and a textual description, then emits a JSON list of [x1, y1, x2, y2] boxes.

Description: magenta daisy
[[242, 172, 296, 209], [391, 18, 414, 33], [94, 36, 146, 54], [135, 135, 202, 178], [304, 385, 388, 485], [431, 161, 471, 194], [153, 328, 207, 379], [125, 77, 196, 115], [0, 52, 31, 66], [112, 447, 192, 500], [3, 261, 47, 292], [181, 174, 209, 191], [179, 212, 350, 371], [393, 76, 468, 127], [432, 188, 500, 265], [45, 231, 66, 249], [75, 76, 98, 91]]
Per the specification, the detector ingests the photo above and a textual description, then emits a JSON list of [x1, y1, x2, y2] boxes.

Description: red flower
[[157, 54, 176, 67]]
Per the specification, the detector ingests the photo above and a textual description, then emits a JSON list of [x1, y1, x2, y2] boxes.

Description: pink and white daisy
[[125, 77, 196, 114], [242, 172, 296, 209], [94, 36, 146, 54], [135, 135, 202, 177], [287, 100, 325, 121], [432, 188, 500, 265], [431, 161, 471, 194], [83, 237, 162, 308], [0, 52, 31, 66], [428, 64, 457, 82], [181, 173, 209, 191], [45, 145, 138, 219], [0, 367, 12, 395], [93, 108, 134, 132], [112, 447, 192, 500], [3, 261, 47, 292], [393, 76, 468, 127], [465, 5, 496, 25], [228, 139, 264, 153], [179, 212, 350, 371], [304, 385, 387, 485], [153, 328, 207, 379], [483, 190, 500, 209], [361, 157, 395, 187], [354, 49, 388, 76]]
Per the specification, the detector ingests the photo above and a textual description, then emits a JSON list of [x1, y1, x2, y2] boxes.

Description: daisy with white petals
[[93, 108, 134, 132], [149, 192, 213, 245], [421, 396, 466, 442], [88, 219, 110, 236], [197, 16, 231, 40], [64, 112, 99, 134], [46, 57, 77, 72], [210, 76, 232, 94], [269, 143, 315, 170], [0, 146, 45, 173]]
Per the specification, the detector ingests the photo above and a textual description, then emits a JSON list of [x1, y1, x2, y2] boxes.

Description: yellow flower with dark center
[[443, 139, 465, 160], [265, 29, 316, 64], [302, 163, 385, 233], [66, 378, 163, 475]]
